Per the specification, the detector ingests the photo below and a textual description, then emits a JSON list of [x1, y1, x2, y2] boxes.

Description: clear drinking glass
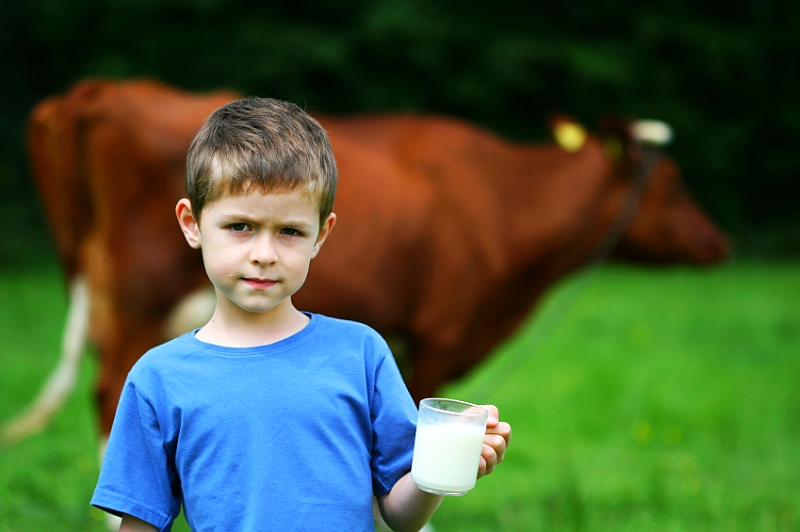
[[411, 398, 489, 496]]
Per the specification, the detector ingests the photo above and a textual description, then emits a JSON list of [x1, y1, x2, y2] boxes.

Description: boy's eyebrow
[[218, 212, 317, 229], [278, 218, 317, 230]]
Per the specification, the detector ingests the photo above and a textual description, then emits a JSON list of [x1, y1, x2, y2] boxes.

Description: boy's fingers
[[484, 432, 508, 460], [484, 431, 507, 447], [482, 404, 500, 426], [486, 420, 512, 447], [478, 442, 500, 477], [476, 404, 511, 479], [478, 451, 492, 478], [478, 456, 488, 478], [477, 430, 509, 478]]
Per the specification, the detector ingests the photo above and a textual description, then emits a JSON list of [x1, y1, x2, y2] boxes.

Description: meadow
[[1, 260, 799, 531]]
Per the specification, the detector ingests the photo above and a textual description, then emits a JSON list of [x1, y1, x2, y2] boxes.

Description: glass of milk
[[411, 398, 489, 496]]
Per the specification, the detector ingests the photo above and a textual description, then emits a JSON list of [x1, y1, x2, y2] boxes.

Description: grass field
[[1, 260, 799, 531]]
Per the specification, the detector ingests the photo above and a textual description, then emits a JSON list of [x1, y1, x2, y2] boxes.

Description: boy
[[91, 97, 511, 532]]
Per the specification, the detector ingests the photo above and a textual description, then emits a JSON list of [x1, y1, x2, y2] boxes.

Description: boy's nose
[[250, 234, 278, 265]]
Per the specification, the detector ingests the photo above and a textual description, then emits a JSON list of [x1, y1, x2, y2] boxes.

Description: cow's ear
[[598, 114, 643, 173], [176, 198, 202, 249], [599, 114, 633, 161], [630, 119, 673, 146], [549, 114, 587, 153], [600, 115, 673, 167]]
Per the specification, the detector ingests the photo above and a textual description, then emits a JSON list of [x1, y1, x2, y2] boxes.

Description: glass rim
[[419, 397, 489, 417]]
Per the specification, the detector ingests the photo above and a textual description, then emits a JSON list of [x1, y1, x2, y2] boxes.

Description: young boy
[[91, 97, 511, 532]]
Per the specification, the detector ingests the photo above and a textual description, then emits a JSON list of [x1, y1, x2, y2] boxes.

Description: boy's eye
[[230, 223, 249, 232], [281, 228, 301, 236]]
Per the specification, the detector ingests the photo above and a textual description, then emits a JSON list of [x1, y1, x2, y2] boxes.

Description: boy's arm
[[376, 472, 443, 532], [378, 405, 512, 532], [119, 514, 159, 532]]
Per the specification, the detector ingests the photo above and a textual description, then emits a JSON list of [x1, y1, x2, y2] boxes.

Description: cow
[[3, 78, 730, 448]]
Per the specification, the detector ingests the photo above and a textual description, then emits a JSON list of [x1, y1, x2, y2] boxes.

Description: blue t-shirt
[[91, 314, 418, 532]]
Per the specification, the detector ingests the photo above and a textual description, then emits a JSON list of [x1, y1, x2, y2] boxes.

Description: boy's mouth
[[242, 277, 277, 289]]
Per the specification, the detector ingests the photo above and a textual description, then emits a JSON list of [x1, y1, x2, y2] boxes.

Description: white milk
[[411, 423, 486, 495]]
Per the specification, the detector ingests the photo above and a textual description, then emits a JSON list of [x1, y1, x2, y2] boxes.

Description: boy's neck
[[195, 298, 310, 347]]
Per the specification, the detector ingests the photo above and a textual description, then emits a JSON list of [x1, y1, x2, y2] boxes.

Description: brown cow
[[3, 78, 730, 445]]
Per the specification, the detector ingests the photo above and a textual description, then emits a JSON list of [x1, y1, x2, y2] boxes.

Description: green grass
[[1, 261, 799, 531]]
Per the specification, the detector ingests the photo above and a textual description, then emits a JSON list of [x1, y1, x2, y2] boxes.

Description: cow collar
[[585, 144, 662, 265]]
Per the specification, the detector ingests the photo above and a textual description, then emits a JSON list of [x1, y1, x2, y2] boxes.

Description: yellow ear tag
[[554, 122, 587, 153]]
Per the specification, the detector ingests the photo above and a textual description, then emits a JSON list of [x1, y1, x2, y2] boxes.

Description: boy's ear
[[176, 198, 202, 249], [311, 213, 336, 259]]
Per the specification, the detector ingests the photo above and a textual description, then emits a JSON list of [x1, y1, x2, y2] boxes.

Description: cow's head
[[600, 116, 732, 265]]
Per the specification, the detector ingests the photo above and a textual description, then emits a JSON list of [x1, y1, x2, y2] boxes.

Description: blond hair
[[186, 97, 337, 226]]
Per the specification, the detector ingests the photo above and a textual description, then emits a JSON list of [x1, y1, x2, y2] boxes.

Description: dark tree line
[[2, 0, 798, 266]]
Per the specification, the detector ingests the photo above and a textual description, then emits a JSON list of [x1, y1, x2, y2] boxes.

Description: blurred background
[[1, 0, 799, 267], [1, 2, 799, 531]]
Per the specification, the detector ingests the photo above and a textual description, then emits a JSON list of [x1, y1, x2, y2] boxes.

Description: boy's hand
[[477, 404, 511, 478]]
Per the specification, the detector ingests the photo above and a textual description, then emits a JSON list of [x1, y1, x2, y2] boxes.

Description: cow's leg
[[162, 285, 215, 339], [94, 317, 161, 527], [1, 275, 90, 443], [90, 328, 152, 527], [369, 347, 454, 531], [373, 342, 444, 531]]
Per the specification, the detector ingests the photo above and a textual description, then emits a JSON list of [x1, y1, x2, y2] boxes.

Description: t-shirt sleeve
[[91, 376, 181, 531], [370, 349, 419, 495]]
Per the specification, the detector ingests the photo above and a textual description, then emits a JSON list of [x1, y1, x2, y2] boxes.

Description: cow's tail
[[1, 275, 90, 445]]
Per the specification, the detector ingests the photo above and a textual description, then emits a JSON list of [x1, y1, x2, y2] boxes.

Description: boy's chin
[[229, 296, 292, 316], [232, 301, 282, 315]]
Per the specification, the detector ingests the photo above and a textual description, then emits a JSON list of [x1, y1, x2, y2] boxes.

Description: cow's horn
[[630, 120, 673, 146]]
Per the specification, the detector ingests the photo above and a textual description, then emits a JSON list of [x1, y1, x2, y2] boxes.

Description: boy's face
[[176, 189, 335, 319]]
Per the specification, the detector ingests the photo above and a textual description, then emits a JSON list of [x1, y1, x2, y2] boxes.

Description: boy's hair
[[186, 97, 337, 226]]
